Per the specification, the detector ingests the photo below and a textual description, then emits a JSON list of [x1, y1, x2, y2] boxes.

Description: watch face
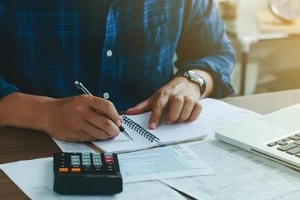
[[270, 0, 300, 22], [185, 71, 206, 95]]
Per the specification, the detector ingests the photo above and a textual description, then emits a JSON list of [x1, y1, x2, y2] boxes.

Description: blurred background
[[216, 0, 300, 96]]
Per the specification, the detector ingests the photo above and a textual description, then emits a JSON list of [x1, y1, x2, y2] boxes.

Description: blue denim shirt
[[0, 0, 235, 111]]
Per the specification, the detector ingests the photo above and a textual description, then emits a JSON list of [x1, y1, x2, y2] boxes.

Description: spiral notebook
[[92, 98, 254, 153], [92, 112, 207, 153]]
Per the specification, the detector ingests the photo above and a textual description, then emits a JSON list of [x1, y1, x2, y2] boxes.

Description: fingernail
[[117, 119, 122, 127], [126, 108, 133, 114], [166, 120, 171, 124], [149, 122, 157, 129]]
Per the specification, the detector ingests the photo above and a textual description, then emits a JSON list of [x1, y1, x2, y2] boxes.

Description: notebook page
[[93, 110, 198, 153], [128, 98, 254, 144], [92, 121, 158, 153], [128, 112, 206, 145]]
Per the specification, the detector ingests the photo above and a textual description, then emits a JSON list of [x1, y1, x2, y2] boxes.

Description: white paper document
[[52, 138, 96, 153], [0, 158, 186, 200], [118, 144, 214, 183], [161, 140, 300, 200]]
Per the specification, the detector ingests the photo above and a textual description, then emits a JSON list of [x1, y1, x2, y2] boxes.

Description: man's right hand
[[0, 93, 122, 141]]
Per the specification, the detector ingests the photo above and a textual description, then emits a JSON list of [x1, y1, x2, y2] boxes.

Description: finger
[[165, 95, 184, 124], [79, 130, 99, 141], [63, 118, 100, 142], [61, 130, 96, 142], [84, 110, 120, 138], [149, 97, 169, 129], [126, 99, 152, 115], [177, 96, 195, 122], [187, 102, 202, 122], [88, 96, 121, 124], [82, 121, 114, 141]]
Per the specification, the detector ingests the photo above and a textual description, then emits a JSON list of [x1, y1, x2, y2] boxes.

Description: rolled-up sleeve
[[176, 0, 236, 98], [0, 79, 20, 98]]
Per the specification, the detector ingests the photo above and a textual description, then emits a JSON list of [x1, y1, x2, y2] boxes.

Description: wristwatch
[[179, 70, 207, 96]]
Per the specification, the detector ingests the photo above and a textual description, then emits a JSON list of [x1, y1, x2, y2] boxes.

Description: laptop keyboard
[[267, 133, 300, 157]]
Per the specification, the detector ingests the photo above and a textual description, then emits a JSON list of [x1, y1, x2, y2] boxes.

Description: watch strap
[[178, 70, 207, 96]]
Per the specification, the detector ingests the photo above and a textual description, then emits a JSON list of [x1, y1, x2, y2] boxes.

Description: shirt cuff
[[175, 65, 235, 98], [0, 81, 20, 98]]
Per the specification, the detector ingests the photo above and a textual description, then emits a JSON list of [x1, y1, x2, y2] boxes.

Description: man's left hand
[[126, 70, 213, 129]]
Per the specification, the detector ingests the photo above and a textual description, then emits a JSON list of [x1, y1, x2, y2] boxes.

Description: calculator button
[[104, 154, 113, 159], [105, 157, 114, 163], [59, 168, 69, 173], [106, 164, 114, 172], [71, 161, 80, 166], [71, 155, 80, 159], [94, 167, 102, 173], [82, 161, 91, 166], [93, 153, 101, 157], [71, 156, 81, 165], [71, 168, 81, 173], [83, 166, 92, 172], [93, 159, 102, 165], [107, 168, 114, 172], [92, 154, 103, 166], [93, 163, 102, 167]]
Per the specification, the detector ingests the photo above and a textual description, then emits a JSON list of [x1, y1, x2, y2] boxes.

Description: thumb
[[126, 99, 151, 115]]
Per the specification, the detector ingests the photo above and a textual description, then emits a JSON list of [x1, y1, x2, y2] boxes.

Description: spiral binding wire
[[122, 116, 160, 143]]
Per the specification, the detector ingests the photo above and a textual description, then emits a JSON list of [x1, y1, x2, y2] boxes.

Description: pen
[[74, 81, 134, 141]]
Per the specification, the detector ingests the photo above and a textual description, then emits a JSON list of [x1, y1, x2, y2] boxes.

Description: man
[[0, 0, 235, 141]]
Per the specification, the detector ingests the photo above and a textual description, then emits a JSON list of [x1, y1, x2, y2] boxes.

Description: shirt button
[[103, 92, 110, 99], [106, 50, 113, 57]]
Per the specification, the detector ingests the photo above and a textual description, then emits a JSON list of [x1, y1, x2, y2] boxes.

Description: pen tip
[[119, 126, 125, 132], [74, 80, 79, 85]]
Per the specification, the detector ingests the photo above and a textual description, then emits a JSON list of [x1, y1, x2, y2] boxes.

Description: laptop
[[215, 103, 300, 171]]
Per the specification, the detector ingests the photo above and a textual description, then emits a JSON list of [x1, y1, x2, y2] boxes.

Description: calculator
[[53, 152, 123, 195]]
